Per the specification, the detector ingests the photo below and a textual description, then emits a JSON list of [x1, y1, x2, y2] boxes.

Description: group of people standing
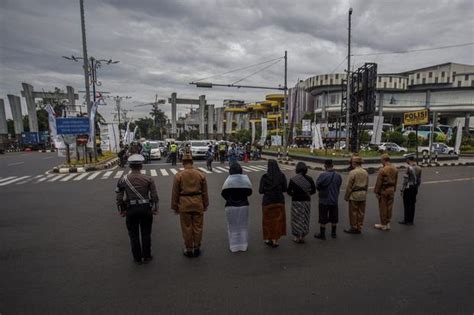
[[116, 151, 422, 264]]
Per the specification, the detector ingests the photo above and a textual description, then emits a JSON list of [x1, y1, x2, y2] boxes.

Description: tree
[[134, 117, 155, 139]]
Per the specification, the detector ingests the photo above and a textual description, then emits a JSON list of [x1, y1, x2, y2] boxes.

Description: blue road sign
[[56, 117, 90, 135], [21, 132, 39, 145]]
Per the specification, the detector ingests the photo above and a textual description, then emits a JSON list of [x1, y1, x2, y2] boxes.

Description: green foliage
[[407, 132, 417, 147], [359, 130, 370, 144], [387, 131, 405, 145], [233, 129, 252, 144], [134, 118, 155, 139], [302, 112, 315, 121]]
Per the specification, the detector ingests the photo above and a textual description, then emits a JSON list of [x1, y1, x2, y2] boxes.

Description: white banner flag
[[87, 100, 99, 148], [370, 115, 384, 145], [251, 121, 256, 144], [45, 104, 63, 149], [312, 123, 323, 149], [454, 119, 463, 154], [260, 118, 267, 145]]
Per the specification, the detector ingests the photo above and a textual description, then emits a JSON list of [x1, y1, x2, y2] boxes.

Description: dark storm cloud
[[1, 0, 473, 120]]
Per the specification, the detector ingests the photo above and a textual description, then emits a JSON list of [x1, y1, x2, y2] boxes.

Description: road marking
[[74, 172, 89, 181], [150, 169, 158, 177], [0, 176, 30, 186], [252, 165, 266, 170], [7, 162, 25, 166], [241, 166, 254, 172], [198, 167, 212, 174], [16, 178, 34, 185], [0, 176, 16, 183], [37, 174, 54, 183], [114, 170, 124, 179], [211, 168, 222, 173], [215, 167, 228, 172], [140, 170, 146, 175], [423, 177, 474, 185], [102, 171, 113, 179], [169, 168, 178, 175], [246, 165, 264, 171], [60, 173, 78, 181], [160, 169, 169, 176], [42, 156, 54, 160], [48, 174, 65, 182], [87, 172, 101, 180]]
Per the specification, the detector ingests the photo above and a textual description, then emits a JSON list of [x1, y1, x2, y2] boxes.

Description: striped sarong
[[225, 206, 249, 252], [291, 201, 311, 237]]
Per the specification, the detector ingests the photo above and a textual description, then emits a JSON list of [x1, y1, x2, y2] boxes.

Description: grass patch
[[68, 151, 116, 166]]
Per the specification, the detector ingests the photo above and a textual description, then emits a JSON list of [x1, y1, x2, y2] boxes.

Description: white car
[[417, 142, 455, 155], [190, 141, 210, 159], [148, 141, 162, 160], [378, 142, 407, 153]]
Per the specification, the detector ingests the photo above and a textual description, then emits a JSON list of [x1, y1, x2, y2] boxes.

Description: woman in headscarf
[[259, 159, 288, 247], [287, 162, 316, 243], [221, 163, 253, 252]]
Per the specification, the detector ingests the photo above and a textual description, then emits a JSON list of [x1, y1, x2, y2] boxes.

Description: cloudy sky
[[1, 0, 473, 121]]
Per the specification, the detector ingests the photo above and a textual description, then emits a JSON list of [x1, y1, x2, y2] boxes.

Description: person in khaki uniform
[[374, 154, 398, 231], [344, 156, 369, 234], [171, 153, 209, 257]]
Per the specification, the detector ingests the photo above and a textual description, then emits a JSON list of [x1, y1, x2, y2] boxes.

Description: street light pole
[[345, 8, 353, 152], [283, 50, 288, 155], [79, 0, 91, 114]]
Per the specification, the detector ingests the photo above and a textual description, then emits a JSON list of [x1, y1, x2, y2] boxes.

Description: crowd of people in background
[[116, 145, 423, 263]]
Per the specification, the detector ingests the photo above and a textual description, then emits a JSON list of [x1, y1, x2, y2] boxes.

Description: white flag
[[87, 100, 99, 148]]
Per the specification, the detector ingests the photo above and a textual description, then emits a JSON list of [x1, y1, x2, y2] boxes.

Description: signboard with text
[[403, 109, 429, 126], [56, 117, 90, 135]]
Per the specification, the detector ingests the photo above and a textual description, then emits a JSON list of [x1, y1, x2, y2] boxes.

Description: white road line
[[42, 156, 54, 160], [0, 176, 16, 183], [211, 168, 222, 173], [87, 172, 101, 180], [215, 167, 228, 172], [150, 169, 158, 177], [246, 166, 263, 171], [60, 173, 78, 182], [16, 178, 34, 185], [423, 177, 474, 185], [114, 170, 124, 179], [198, 167, 212, 174], [34, 175, 43, 178], [169, 169, 178, 175], [102, 171, 113, 179], [140, 170, 146, 175], [7, 162, 25, 166], [74, 172, 89, 181], [252, 165, 266, 170], [160, 169, 169, 176], [37, 174, 54, 183], [0, 176, 30, 186], [48, 174, 65, 182]]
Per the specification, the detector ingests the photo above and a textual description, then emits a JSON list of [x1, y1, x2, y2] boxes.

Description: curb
[[52, 157, 119, 173]]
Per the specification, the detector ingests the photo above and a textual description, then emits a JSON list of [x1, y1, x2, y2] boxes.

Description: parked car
[[148, 141, 162, 160], [378, 142, 408, 153], [403, 125, 446, 141], [417, 142, 455, 155], [190, 140, 210, 159]]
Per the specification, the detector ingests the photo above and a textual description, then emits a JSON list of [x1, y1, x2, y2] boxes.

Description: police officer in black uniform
[[116, 154, 159, 264]]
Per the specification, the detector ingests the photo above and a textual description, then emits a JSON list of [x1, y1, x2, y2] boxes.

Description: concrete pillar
[[235, 114, 242, 131], [199, 95, 206, 139], [225, 111, 233, 135], [216, 107, 224, 138], [321, 91, 327, 121], [243, 114, 250, 130], [66, 86, 76, 115], [465, 113, 471, 134], [7, 94, 24, 137], [207, 104, 214, 139], [21, 83, 39, 132], [171, 92, 177, 138], [0, 99, 8, 135]]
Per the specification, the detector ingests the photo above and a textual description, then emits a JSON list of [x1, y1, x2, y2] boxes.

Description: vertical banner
[[312, 123, 323, 149], [260, 117, 267, 145], [370, 115, 384, 145], [123, 122, 130, 144], [87, 101, 99, 148], [251, 121, 256, 144], [302, 119, 311, 136], [132, 126, 138, 142], [45, 104, 63, 149], [454, 119, 463, 154]]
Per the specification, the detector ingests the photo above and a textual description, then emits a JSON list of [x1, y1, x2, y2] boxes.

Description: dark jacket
[[221, 174, 253, 207], [316, 169, 342, 205], [287, 175, 316, 202], [259, 172, 287, 206]]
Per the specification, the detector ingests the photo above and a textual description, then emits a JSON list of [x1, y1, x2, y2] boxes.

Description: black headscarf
[[229, 162, 243, 175], [266, 159, 282, 182]]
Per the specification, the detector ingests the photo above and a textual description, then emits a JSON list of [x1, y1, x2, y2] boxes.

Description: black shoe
[[264, 240, 273, 247], [331, 226, 337, 238], [143, 256, 153, 264], [193, 248, 201, 257], [183, 249, 194, 258], [344, 228, 361, 234], [399, 221, 414, 225], [134, 259, 143, 265]]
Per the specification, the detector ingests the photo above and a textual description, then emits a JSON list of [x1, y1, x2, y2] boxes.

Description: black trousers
[[126, 205, 153, 261], [206, 159, 213, 170], [170, 152, 177, 165], [403, 186, 418, 223]]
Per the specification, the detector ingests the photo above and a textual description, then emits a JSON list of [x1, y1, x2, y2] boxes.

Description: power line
[[193, 56, 284, 82], [352, 42, 474, 57], [231, 59, 282, 85]]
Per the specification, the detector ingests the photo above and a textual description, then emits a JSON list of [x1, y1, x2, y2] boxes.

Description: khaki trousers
[[349, 200, 366, 231], [378, 191, 395, 225], [180, 212, 204, 249]]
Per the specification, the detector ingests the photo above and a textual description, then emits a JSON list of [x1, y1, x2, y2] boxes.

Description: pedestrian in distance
[[314, 159, 342, 240], [228, 143, 237, 164], [219, 141, 227, 163], [343, 155, 369, 234], [115, 154, 159, 265], [169, 141, 178, 166], [259, 159, 288, 248], [374, 154, 398, 231], [171, 153, 209, 258], [400, 155, 422, 225], [206, 145, 214, 171], [221, 163, 253, 252], [287, 162, 316, 244]]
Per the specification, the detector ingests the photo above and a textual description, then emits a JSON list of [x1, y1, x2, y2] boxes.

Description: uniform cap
[[128, 154, 145, 165], [352, 155, 363, 164]]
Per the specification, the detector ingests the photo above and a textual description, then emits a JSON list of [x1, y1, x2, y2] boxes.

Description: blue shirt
[[316, 170, 342, 205]]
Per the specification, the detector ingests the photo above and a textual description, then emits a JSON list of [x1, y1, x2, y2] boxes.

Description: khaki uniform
[[344, 166, 369, 231], [172, 165, 209, 250], [374, 164, 398, 225]]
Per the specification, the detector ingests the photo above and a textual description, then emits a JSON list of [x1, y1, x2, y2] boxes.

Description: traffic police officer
[[116, 154, 159, 264], [374, 154, 398, 231], [169, 141, 178, 166]]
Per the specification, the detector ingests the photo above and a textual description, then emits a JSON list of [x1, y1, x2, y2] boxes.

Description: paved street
[[0, 158, 473, 314]]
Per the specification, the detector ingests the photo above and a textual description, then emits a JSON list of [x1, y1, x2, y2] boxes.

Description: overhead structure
[[169, 93, 208, 139]]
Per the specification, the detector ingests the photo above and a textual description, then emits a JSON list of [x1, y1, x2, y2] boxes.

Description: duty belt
[[180, 192, 202, 196], [128, 199, 150, 205], [352, 187, 367, 192]]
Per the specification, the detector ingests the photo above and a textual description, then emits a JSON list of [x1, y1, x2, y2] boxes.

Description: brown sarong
[[262, 203, 286, 240]]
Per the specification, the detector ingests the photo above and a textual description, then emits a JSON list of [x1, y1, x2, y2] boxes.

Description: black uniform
[[401, 164, 422, 224], [116, 171, 159, 262]]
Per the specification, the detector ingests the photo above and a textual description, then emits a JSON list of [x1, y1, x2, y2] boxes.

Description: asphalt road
[[0, 152, 63, 177], [0, 160, 473, 314]]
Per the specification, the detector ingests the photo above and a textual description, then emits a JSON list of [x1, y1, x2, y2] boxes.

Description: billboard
[[56, 117, 90, 135], [403, 109, 429, 126]]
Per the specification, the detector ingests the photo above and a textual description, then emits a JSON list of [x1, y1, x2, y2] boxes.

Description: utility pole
[[107, 95, 131, 140], [345, 8, 353, 151], [283, 50, 288, 153], [79, 0, 91, 114]]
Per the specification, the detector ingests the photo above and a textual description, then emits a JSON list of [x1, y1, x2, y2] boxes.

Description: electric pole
[[283, 50, 288, 153], [79, 0, 91, 114], [345, 8, 353, 151]]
